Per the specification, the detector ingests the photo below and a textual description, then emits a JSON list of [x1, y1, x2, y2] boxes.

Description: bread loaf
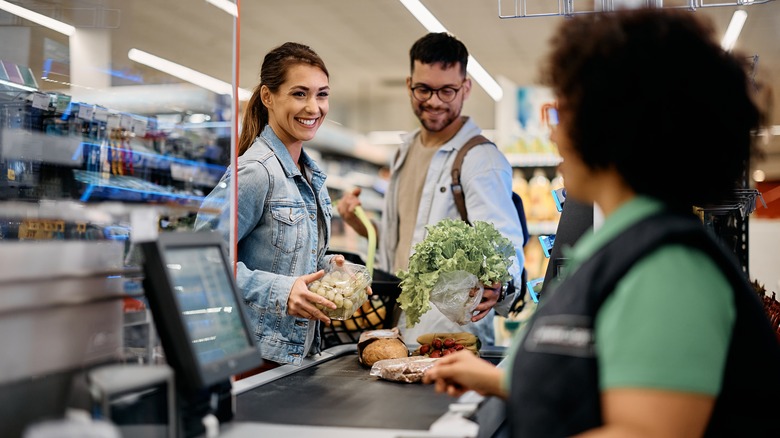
[[360, 338, 409, 366], [357, 328, 409, 367]]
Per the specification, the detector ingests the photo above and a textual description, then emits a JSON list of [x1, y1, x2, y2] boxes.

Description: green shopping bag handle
[[353, 205, 375, 278]]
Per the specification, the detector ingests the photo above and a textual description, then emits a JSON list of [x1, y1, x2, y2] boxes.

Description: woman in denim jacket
[[197, 42, 346, 368]]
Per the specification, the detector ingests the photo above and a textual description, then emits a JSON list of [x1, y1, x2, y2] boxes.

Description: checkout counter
[[222, 344, 508, 438], [136, 231, 508, 438]]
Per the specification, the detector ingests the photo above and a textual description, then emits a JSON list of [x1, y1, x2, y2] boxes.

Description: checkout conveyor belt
[[232, 346, 456, 430]]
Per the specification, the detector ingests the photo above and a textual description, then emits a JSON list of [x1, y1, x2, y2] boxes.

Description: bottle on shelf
[[550, 171, 564, 192], [512, 168, 530, 211], [528, 168, 555, 222]]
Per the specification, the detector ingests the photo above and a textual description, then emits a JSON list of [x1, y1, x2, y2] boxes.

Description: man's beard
[[415, 103, 461, 133]]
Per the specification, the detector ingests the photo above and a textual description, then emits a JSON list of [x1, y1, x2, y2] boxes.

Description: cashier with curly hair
[[423, 8, 780, 438]]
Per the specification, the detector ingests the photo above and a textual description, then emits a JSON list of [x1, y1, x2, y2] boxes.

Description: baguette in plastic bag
[[369, 356, 438, 383]]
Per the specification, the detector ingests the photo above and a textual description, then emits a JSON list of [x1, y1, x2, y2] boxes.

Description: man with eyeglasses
[[338, 32, 525, 347]]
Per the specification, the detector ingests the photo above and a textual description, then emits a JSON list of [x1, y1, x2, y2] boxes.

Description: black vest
[[508, 211, 780, 437]]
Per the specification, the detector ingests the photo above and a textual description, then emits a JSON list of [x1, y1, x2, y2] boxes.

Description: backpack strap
[[451, 134, 528, 307], [451, 135, 491, 224]]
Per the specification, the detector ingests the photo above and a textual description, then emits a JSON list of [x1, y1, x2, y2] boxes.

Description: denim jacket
[[195, 125, 333, 365]]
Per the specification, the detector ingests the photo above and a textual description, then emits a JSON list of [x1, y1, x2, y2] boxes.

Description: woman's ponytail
[[238, 85, 266, 156]]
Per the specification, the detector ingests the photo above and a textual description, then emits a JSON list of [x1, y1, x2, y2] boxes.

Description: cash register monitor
[[141, 232, 263, 394]]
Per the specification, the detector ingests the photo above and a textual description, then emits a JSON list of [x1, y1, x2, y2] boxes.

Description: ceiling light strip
[[466, 56, 504, 101], [205, 0, 238, 17], [398, 0, 503, 101], [721, 9, 747, 52], [398, 0, 446, 32], [0, 0, 75, 36], [128, 48, 251, 100]]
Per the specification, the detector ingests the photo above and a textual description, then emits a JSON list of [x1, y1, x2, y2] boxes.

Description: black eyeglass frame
[[409, 80, 466, 103]]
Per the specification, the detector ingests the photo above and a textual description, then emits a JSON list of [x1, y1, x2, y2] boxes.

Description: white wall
[[749, 218, 780, 296]]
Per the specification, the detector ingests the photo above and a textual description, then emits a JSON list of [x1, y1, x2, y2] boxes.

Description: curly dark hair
[[410, 32, 468, 76], [541, 8, 761, 211]]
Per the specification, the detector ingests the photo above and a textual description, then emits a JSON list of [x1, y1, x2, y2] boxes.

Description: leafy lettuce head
[[396, 219, 516, 327]]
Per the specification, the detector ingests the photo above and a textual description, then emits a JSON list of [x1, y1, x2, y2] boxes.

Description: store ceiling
[[6, 0, 780, 177]]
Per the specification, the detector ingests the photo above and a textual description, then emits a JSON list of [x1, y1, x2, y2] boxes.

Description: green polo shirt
[[503, 196, 734, 395]]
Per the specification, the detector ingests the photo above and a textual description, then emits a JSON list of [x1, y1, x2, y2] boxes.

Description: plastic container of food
[[309, 261, 371, 320]]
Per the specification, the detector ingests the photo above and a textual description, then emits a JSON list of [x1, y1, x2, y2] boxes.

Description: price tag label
[[107, 114, 121, 130], [55, 94, 71, 113], [93, 107, 109, 122], [132, 119, 147, 137], [31, 93, 50, 110], [77, 104, 94, 120], [120, 114, 132, 129]]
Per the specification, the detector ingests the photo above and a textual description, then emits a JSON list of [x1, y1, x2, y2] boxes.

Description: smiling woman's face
[[263, 63, 329, 147]]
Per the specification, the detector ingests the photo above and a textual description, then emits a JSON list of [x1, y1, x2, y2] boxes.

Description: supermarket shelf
[[506, 153, 562, 168], [73, 170, 205, 206], [527, 220, 559, 236]]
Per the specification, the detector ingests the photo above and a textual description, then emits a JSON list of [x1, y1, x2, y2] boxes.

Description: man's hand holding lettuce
[[397, 219, 518, 327]]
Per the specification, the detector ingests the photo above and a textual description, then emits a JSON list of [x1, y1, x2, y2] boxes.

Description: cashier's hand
[[470, 282, 501, 322], [288, 270, 337, 325], [423, 350, 507, 399]]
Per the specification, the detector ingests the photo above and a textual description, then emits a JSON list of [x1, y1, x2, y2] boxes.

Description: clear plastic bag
[[429, 270, 482, 325], [309, 260, 371, 320], [369, 356, 438, 383]]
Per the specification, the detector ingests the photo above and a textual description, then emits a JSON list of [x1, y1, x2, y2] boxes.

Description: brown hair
[[238, 42, 329, 156]]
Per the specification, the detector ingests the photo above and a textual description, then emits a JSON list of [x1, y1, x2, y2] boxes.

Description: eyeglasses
[[410, 83, 464, 103]]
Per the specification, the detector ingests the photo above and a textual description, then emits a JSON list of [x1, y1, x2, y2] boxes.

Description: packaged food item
[[369, 356, 438, 383], [412, 332, 480, 358], [309, 260, 371, 320], [528, 168, 553, 221], [357, 328, 409, 367], [513, 168, 530, 211]]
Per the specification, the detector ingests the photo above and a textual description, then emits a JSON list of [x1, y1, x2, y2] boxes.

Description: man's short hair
[[410, 32, 468, 76]]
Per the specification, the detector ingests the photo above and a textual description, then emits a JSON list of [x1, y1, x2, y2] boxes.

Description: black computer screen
[[141, 232, 263, 393], [164, 246, 252, 365]]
